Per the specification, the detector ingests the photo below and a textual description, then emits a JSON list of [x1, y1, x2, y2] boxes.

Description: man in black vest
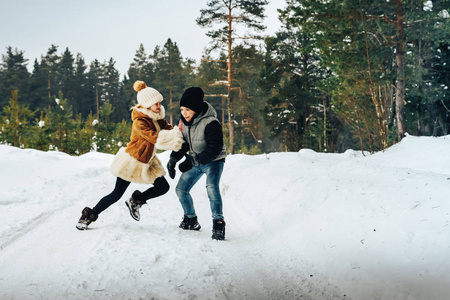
[[167, 87, 227, 240]]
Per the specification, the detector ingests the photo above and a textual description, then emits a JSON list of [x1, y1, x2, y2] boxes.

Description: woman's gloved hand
[[167, 157, 177, 179]]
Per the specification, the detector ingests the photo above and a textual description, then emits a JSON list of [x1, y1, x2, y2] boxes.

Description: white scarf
[[133, 105, 166, 120]]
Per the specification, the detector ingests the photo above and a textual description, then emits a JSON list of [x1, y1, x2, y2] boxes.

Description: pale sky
[[0, 0, 286, 77]]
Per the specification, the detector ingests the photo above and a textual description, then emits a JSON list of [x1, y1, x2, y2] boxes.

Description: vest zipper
[[188, 126, 196, 155]]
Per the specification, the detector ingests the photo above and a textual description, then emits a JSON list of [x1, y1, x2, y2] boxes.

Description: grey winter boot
[[125, 190, 146, 221], [76, 207, 98, 230]]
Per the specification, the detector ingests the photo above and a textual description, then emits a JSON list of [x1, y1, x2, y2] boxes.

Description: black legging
[[92, 176, 170, 215]]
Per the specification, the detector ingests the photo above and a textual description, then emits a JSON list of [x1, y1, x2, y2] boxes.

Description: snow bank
[[0, 135, 449, 299]]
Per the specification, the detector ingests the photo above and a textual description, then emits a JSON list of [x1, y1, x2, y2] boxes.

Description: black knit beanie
[[180, 87, 205, 113]]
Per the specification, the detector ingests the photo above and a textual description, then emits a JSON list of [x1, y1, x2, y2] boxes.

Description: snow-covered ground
[[1, 134, 449, 300]]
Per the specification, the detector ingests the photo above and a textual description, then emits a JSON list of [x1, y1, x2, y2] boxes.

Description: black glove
[[167, 157, 177, 179], [179, 156, 193, 173]]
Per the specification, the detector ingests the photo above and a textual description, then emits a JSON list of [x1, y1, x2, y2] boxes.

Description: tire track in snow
[[0, 203, 112, 300], [0, 170, 102, 253], [0, 210, 55, 251]]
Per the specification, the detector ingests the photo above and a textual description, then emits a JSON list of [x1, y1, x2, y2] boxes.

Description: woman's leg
[[92, 177, 130, 215], [126, 177, 170, 222], [140, 176, 170, 201]]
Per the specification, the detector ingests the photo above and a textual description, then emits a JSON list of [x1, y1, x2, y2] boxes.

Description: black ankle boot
[[179, 215, 201, 230], [212, 219, 225, 240]]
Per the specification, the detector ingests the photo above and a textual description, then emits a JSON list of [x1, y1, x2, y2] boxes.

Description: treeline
[[0, 41, 198, 155], [1, 0, 449, 155]]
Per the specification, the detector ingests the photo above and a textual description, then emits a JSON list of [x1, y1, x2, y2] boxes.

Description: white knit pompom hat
[[133, 81, 163, 108]]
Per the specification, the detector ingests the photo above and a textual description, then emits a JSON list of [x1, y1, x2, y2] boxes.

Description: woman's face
[[181, 106, 196, 122], [149, 101, 162, 113]]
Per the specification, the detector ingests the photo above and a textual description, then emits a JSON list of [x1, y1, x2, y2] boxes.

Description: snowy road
[[1, 135, 449, 299]]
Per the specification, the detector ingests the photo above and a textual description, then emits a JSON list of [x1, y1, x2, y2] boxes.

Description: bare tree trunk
[[11, 90, 20, 147], [47, 74, 52, 110], [169, 47, 174, 124], [378, 85, 390, 148], [57, 123, 62, 151], [47, 75, 52, 101], [361, 108, 374, 153], [96, 84, 99, 121], [353, 100, 366, 155], [323, 95, 327, 152], [227, 0, 234, 154], [222, 96, 225, 125], [395, 0, 406, 141], [363, 29, 388, 150], [169, 76, 173, 125]]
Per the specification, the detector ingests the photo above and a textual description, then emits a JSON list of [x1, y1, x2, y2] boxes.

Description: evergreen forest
[[1, 0, 449, 155]]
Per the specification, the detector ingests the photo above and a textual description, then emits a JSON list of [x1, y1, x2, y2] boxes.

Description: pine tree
[[197, 0, 269, 153], [129, 44, 153, 81], [70, 113, 85, 155], [31, 111, 51, 151], [87, 59, 104, 120], [181, 57, 197, 88], [123, 44, 156, 112], [259, 24, 332, 152], [29, 59, 49, 112], [40, 45, 60, 108], [58, 48, 75, 112], [114, 119, 131, 149], [46, 91, 73, 152], [102, 58, 124, 122], [82, 112, 97, 153], [72, 54, 89, 117], [231, 45, 267, 153], [402, 0, 450, 136], [0, 47, 30, 109], [281, 0, 449, 146], [100, 100, 115, 125], [280, 0, 396, 150], [96, 100, 116, 154], [1, 90, 34, 147], [195, 53, 228, 125], [152, 38, 185, 124], [430, 7, 450, 135]]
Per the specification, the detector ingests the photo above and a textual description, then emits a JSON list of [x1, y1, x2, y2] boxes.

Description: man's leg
[[204, 160, 225, 221], [175, 166, 203, 218]]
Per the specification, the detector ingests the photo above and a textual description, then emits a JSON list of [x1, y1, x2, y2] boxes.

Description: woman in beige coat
[[76, 81, 183, 230]]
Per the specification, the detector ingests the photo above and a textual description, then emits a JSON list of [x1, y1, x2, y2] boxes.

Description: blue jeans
[[176, 160, 224, 221]]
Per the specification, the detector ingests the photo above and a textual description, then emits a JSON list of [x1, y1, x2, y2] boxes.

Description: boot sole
[[76, 223, 88, 230], [179, 223, 201, 231], [212, 232, 225, 240], [179, 226, 201, 231]]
